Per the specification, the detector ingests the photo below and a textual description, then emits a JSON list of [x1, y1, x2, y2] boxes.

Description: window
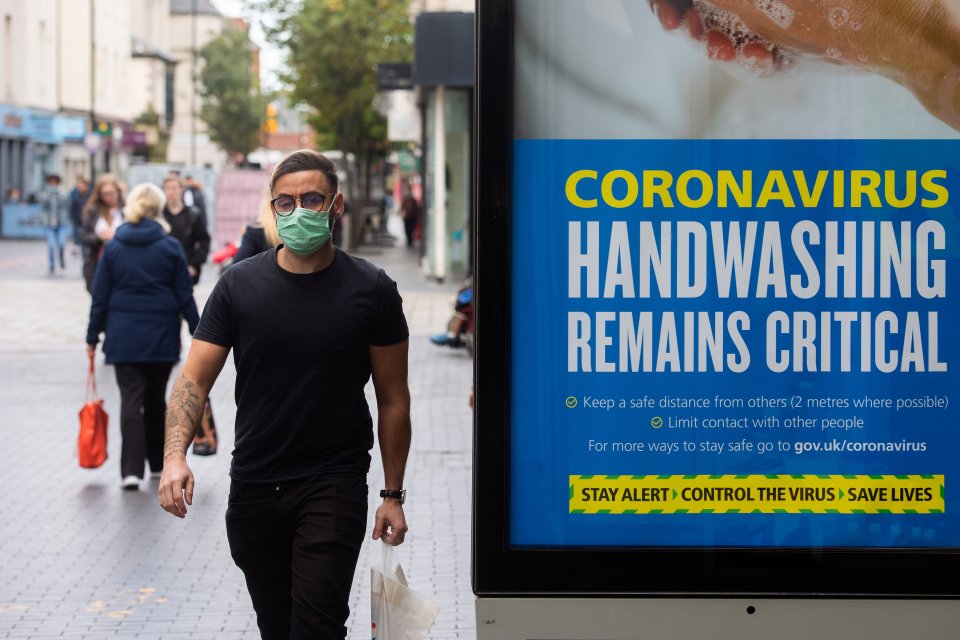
[[4, 15, 12, 99], [38, 21, 45, 96]]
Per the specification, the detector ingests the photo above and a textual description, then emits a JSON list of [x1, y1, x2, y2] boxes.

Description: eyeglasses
[[270, 192, 336, 216]]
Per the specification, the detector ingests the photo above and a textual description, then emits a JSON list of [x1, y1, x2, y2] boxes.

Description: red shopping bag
[[78, 352, 108, 469]]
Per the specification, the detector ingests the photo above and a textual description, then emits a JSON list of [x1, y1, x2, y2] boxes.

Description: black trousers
[[114, 362, 173, 479], [226, 474, 368, 640], [403, 215, 417, 246]]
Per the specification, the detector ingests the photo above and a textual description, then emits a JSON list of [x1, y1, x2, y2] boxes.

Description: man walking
[[68, 175, 89, 249], [161, 173, 210, 284], [40, 174, 67, 274], [158, 150, 411, 639], [161, 172, 216, 455], [400, 182, 421, 248]]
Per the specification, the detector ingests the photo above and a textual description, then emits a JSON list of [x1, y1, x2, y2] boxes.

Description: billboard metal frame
[[472, 0, 960, 598]]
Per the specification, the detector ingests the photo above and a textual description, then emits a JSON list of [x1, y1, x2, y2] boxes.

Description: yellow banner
[[568, 474, 944, 514]]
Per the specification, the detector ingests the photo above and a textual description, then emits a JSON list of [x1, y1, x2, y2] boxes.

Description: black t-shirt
[[193, 246, 409, 481]]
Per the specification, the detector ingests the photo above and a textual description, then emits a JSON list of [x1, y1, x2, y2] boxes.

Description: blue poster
[[510, 139, 960, 548]]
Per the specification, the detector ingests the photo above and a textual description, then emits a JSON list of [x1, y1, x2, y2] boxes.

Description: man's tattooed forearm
[[164, 376, 204, 459], [172, 377, 203, 418]]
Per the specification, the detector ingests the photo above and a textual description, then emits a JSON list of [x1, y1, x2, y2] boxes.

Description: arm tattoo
[[164, 376, 204, 459]]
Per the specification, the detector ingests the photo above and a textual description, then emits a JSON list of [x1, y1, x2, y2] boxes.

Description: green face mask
[[276, 205, 332, 256]]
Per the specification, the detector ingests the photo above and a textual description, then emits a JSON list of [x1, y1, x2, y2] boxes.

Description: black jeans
[[403, 215, 417, 246], [226, 474, 368, 640], [114, 362, 173, 479]]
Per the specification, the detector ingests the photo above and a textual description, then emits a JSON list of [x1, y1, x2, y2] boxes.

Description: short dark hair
[[270, 149, 339, 194], [46, 174, 61, 184], [162, 172, 183, 187]]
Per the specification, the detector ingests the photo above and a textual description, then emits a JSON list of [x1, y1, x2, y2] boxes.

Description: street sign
[[376, 63, 413, 90], [122, 129, 147, 147], [83, 132, 101, 153]]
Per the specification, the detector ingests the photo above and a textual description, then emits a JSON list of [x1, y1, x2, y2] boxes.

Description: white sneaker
[[121, 476, 141, 490]]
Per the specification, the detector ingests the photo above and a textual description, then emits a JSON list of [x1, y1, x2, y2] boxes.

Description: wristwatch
[[380, 489, 406, 504]]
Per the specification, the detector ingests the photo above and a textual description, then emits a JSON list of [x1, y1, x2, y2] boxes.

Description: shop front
[[415, 11, 474, 282], [0, 105, 87, 200], [0, 105, 32, 201], [0, 106, 87, 237]]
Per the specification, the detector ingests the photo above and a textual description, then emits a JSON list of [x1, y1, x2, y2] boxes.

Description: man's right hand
[[158, 456, 195, 519]]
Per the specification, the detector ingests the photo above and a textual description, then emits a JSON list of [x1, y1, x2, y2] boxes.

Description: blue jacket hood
[[114, 218, 166, 246]]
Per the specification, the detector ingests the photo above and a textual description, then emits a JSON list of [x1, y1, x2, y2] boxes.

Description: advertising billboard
[[512, 138, 956, 549], [475, 0, 960, 597]]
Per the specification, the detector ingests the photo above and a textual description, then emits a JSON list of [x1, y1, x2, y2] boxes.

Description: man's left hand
[[372, 500, 408, 545]]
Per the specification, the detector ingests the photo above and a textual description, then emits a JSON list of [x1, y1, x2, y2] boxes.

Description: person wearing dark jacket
[[182, 175, 207, 215], [68, 176, 89, 247], [162, 174, 210, 284], [86, 182, 200, 490], [162, 172, 216, 454], [79, 174, 124, 294], [399, 183, 420, 248]]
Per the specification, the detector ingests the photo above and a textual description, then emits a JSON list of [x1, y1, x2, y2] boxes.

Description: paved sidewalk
[[0, 229, 475, 639]]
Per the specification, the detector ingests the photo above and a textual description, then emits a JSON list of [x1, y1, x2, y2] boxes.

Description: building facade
[[0, 0, 87, 200], [166, 0, 227, 168], [129, 0, 176, 162], [0, 0, 255, 207], [58, 0, 140, 182]]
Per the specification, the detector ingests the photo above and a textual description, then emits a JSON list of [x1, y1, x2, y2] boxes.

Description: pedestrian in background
[[68, 176, 90, 248], [79, 174, 124, 294], [182, 175, 207, 217], [86, 183, 199, 491], [400, 182, 420, 248], [159, 149, 411, 639], [161, 173, 211, 284], [232, 197, 280, 264], [161, 173, 216, 454], [40, 174, 68, 274]]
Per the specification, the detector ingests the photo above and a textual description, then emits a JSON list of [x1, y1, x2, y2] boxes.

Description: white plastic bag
[[371, 541, 440, 640]]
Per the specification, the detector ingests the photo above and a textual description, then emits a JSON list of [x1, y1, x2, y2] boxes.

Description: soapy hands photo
[[650, 0, 960, 131]]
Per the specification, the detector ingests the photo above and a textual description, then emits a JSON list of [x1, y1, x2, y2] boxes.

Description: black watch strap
[[379, 489, 406, 504]]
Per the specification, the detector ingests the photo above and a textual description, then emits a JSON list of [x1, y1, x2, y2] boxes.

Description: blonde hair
[[124, 183, 169, 231], [257, 196, 281, 248]]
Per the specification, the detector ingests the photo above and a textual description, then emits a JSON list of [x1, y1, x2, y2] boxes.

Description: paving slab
[[0, 232, 475, 639]]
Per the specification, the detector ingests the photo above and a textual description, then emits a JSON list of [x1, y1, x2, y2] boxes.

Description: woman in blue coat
[[86, 183, 200, 490]]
